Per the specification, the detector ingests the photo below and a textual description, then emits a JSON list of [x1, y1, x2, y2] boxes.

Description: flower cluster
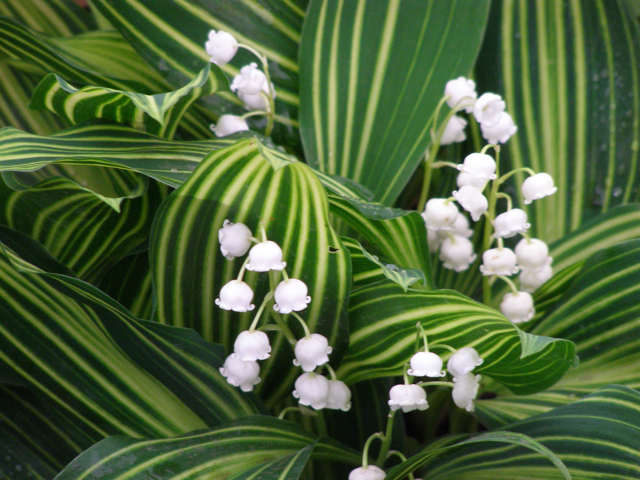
[[216, 220, 351, 412]]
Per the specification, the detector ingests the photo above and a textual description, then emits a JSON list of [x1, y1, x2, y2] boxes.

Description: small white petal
[[230, 63, 267, 95], [293, 334, 332, 372], [444, 77, 477, 113], [326, 380, 352, 411], [440, 115, 468, 145], [481, 111, 517, 144], [212, 115, 249, 137], [447, 347, 483, 379], [247, 241, 286, 272], [205, 30, 238, 66], [522, 173, 557, 204], [218, 220, 252, 259], [515, 238, 551, 272], [456, 171, 488, 190], [457, 153, 496, 181], [500, 291, 535, 323], [520, 265, 553, 293], [219, 355, 260, 392], [479, 248, 519, 276], [388, 384, 429, 413], [439, 235, 476, 272], [274, 279, 311, 314], [408, 351, 445, 377], [423, 198, 459, 231], [215, 280, 255, 312], [452, 186, 488, 221], [349, 465, 387, 480], [493, 209, 530, 238], [473, 93, 506, 127], [452, 373, 481, 412], [233, 330, 271, 361], [293, 373, 330, 410]]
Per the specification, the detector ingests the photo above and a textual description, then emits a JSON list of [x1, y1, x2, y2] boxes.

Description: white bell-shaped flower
[[452, 373, 481, 412], [452, 186, 488, 221], [456, 171, 487, 190], [408, 351, 445, 377], [522, 173, 557, 204], [233, 330, 271, 361], [440, 115, 468, 145], [218, 220, 252, 260], [457, 153, 497, 181], [215, 280, 255, 312], [427, 228, 441, 253], [326, 380, 352, 411], [500, 291, 535, 323], [388, 384, 429, 412], [273, 279, 311, 314], [219, 355, 260, 392], [439, 235, 476, 272], [520, 265, 553, 293], [447, 347, 483, 379], [349, 466, 386, 480], [238, 81, 276, 111], [479, 248, 519, 276], [293, 373, 330, 410], [230, 63, 267, 95], [211, 115, 249, 138], [473, 93, 505, 127], [493, 209, 530, 238], [481, 111, 518, 144], [246, 240, 286, 272], [444, 77, 477, 113], [515, 238, 552, 272], [422, 198, 459, 231], [437, 213, 473, 242], [205, 30, 238, 66], [293, 333, 332, 372]]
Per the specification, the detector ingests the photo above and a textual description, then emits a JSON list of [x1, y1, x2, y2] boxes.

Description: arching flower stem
[[417, 381, 455, 388], [236, 257, 251, 281], [497, 275, 519, 295], [362, 432, 385, 469], [248, 291, 274, 332], [498, 167, 536, 185], [290, 311, 312, 339], [238, 44, 276, 137], [415, 322, 430, 352]]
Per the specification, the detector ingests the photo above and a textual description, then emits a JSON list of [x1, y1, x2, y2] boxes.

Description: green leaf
[[342, 236, 387, 288], [56, 415, 360, 480], [336, 280, 575, 395], [422, 386, 640, 480], [299, 0, 491, 203], [355, 239, 425, 291], [478, 239, 640, 427], [478, 0, 640, 241], [149, 138, 351, 407], [0, 0, 95, 36]]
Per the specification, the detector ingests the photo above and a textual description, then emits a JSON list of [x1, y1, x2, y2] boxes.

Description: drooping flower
[[408, 351, 446, 377], [427, 228, 441, 253], [436, 213, 473, 242], [215, 280, 255, 312], [493, 208, 530, 238], [230, 63, 267, 95], [220, 355, 260, 392], [233, 330, 271, 361], [293, 373, 330, 410], [439, 235, 476, 272], [293, 334, 332, 372], [500, 291, 535, 324], [326, 380, 352, 411], [349, 466, 387, 480], [211, 115, 249, 137], [444, 77, 477, 113], [238, 81, 276, 111], [456, 171, 487, 190], [452, 186, 488, 221], [218, 220, 252, 259], [205, 30, 238, 66], [515, 238, 552, 272], [479, 248, 519, 276], [457, 153, 497, 181], [246, 240, 286, 272], [481, 111, 518, 144], [447, 347, 483, 379], [519, 265, 553, 293], [440, 115, 468, 145], [273, 279, 311, 314], [452, 373, 481, 412], [422, 198, 459, 231], [521, 173, 557, 204], [473, 93, 505, 127], [388, 384, 429, 412]]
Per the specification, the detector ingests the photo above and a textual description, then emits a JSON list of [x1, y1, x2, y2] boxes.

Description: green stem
[[240, 110, 269, 120], [375, 410, 396, 468], [429, 344, 457, 354], [362, 432, 384, 469], [403, 364, 412, 385], [278, 406, 305, 420], [417, 381, 455, 388], [236, 257, 250, 281], [496, 192, 512, 211], [249, 236, 260, 243], [260, 224, 268, 242], [325, 364, 338, 381], [415, 322, 429, 352], [248, 291, 274, 332], [431, 160, 460, 169], [482, 146, 501, 305], [497, 275, 519, 295], [290, 311, 311, 339], [385, 450, 414, 479], [498, 167, 536, 185], [481, 143, 498, 155], [281, 269, 289, 281]]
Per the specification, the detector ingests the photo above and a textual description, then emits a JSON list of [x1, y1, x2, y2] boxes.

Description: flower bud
[[422, 198, 459, 231], [440, 115, 468, 145], [439, 235, 476, 272], [493, 208, 530, 238], [219, 355, 260, 392], [218, 220, 252, 259], [230, 63, 267, 95], [215, 280, 255, 312], [457, 153, 496, 181], [274, 279, 311, 314], [444, 77, 477, 113], [500, 291, 535, 323], [388, 384, 429, 412], [452, 186, 488, 221], [408, 351, 445, 377], [515, 238, 552, 272], [447, 347, 483, 379], [473, 93, 505, 127], [293, 373, 330, 410], [479, 248, 519, 276], [520, 264, 553, 293], [452, 373, 481, 412], [246, 240, 286, 272], [238, 81, 276, 111], [522, 173, 557, 204], [233, 330, 271, 361], [293, 333, 332, 372], [349, 466, 386, 480], [456, 171, 487, 190], [205, 30, 238, 66], [326, 380, 352, 411], [481, 111, 517, 144], [211, 115, 249, 137]]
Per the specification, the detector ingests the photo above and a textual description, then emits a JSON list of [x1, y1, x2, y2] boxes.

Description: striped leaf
[[477, 239, 640, 427], [0, 0, 95, 36], [336, 280, 575, 395], [420, 386, 640, 480], [342, 236, 386, 288], [149, 138, 351, 407], [29, 65, 211, 139], [477, 0, 640, 241], [0, 227, 264, 449], [56, 415, 360, 480], [299, 0, 491, 203], [91, 0, 303, 147], [0, 431, 57, 480]]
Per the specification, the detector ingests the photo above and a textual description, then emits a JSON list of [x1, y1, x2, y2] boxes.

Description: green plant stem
[[498, 167, 536, 185], [236, 257, 250, 281], [415, 322, 429, 352], [482, 146, 501, 305], [497, 275, 519, 295], [496, 192, 512, 211], [403, 363, 412, 385], [417, 381, 455, 388], [375, 410, 396, 468], [281, 268, 289, 281], [240, 110, 269, 120], [248, 291, 274, 332], [362, 432, 384, 469], [384, 451, 413, 479], [429, 343, 457, 353], [325, 363, 338, 381], [290, 311, 311, 339]]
